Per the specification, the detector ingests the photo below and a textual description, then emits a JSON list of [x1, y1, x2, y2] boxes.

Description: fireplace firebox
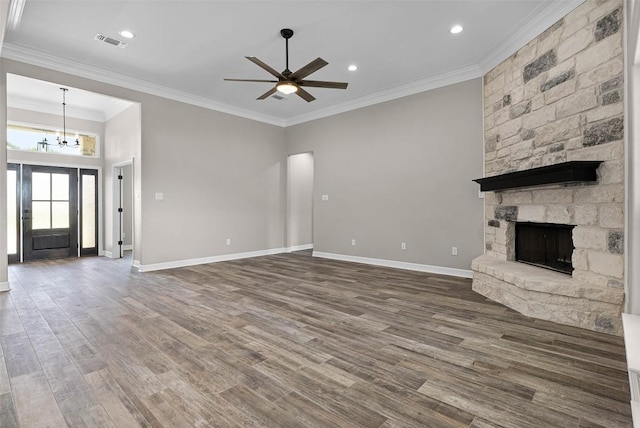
[[515, 222, 575, 275]]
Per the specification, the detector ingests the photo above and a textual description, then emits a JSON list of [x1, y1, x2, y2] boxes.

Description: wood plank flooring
[[0, 251, 632, 427]]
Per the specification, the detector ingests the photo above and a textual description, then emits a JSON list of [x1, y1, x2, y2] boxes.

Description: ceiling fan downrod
[[280, 28, 294, 77]]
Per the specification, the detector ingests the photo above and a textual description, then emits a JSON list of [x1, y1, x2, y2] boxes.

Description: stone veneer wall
[[473, 0, 626, 335]]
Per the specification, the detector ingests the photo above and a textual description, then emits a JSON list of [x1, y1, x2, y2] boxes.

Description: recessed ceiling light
[[348, 64, 358, 71], [119, 30, 135, 39], [450, 25, 463, 34]]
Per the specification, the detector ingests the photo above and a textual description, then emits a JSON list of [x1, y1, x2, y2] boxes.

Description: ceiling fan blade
[[289, 58, 328, 80], [224, 78, 278, 83], [299, 80, 348, 89], [257, 87, 278, 100], [246, 56, 285, 79], [295, 87, 316, 102]]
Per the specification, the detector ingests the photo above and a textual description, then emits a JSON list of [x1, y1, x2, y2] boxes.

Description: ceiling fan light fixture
[[277, 82, 298, 94]]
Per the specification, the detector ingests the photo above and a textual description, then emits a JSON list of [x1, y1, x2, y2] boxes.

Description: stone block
[[497, 146, 510, 159], [495, 107, 510, 126], [511, 141, 534, 160], [573, 226, 608, 251], [608, 279, 624, 289], [543, 79, 577, 104], [546, 205, 572, 224], [557, 29, 592, 62], [573, 184, 623, 204], [583, 116, 623, 146], [575, 31, 622, 75], [598, 159, 624, 185], [602, 90, 622, 106], [498, 117, 523, 139], [578, 57, 623, 89], [523, 104, 556, 129], [601, 75, 623, 92], [587, 250, 623, 279], [485, 192, 502, 205], [572, 269, 610, 288], [510, 100, 531, 119], [595, 7, 622, 42], [531, 94, 546, 111], [549, 142, 565, 153], [524, 50, 557, 83], [485, 72, 505, 96], [517, 205, 546, 222], [494, 205, 518, 221], [599, 205, 624, 228], [502, 191, 532, 205], [572, 249, 589, 271], [608, 230, 624, 254], [532, 189, 573, 204], [571, 204, 598, 226], [586, 101, 623, 123], [521, 129, 536, 141], [556, 88, 598, 118], [512, 41, 538, 70], [535, 115, 583, 147], [567, 140, 623, 162], [488, 220, 500, 228]]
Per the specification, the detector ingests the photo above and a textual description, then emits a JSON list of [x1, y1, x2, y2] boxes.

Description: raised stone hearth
[[473, 0, 625, 335], [473, 255, 624, 334]]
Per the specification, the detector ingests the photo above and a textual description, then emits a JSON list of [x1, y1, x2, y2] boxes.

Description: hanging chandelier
[[36, 87, 79, 150]]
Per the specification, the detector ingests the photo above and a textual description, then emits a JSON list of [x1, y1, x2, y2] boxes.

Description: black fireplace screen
[[515, 222, 575, 275]]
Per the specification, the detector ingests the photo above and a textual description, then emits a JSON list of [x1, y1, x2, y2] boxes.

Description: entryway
[[7, 163, 99, 263]]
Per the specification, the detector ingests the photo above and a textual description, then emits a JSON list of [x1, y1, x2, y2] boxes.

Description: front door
[[22, 165, 78, 261]]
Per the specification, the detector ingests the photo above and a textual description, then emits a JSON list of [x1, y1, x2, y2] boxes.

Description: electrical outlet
[[226, 238, 231, 246], [351, 239, 356, 246], [452, 246, 458, 256], [401, 242, 406, 250], [322, 194, 329, 201]]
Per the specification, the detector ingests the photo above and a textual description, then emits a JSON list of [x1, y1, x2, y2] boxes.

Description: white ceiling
[[2, 0, 583, 127]]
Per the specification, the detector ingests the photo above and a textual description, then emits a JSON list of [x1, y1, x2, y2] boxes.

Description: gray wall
[[104, 103, 141, 258], [285, 78, 485, 270], [287, 152, 314, 247], [1, 59, 287, 268]]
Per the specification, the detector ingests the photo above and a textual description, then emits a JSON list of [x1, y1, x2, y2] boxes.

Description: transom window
[[7, 123, 98, 157]]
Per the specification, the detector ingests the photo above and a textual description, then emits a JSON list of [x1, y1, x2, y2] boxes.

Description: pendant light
[[57, 88, 79, 147]]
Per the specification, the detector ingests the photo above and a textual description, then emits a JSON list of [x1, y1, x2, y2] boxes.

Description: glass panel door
[[22, 165, 78, 261]]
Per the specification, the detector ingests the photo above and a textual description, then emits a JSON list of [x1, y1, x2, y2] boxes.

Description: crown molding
[[8, 97, 107, 122], [283, 64, 483, 127], [2, 0, 584, 129], [1, 43, 287, 127], [479, 0, 585, 74]]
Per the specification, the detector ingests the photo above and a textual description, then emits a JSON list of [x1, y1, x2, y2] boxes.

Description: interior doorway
[[287, 152, 314, 251], [112, 160, 134, 261]]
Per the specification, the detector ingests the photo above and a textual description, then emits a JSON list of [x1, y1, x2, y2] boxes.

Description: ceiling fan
[[224, 28, 348, 102]]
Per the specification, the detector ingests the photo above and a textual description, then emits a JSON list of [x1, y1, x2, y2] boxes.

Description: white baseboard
[[103, 251, 114, 258], [133, 260, 141, 269], [122, 245, 133, 251], [0, 281, 10, 292], [137, 247, 289, 272], [287, 244, 313, 252], [312, 251, 474, 279]]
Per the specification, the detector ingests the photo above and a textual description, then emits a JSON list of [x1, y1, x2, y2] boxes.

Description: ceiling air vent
[[94, 33, 128, 48]]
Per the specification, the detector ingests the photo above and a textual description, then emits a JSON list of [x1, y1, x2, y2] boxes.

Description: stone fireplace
[[472, 0, 626, 335]]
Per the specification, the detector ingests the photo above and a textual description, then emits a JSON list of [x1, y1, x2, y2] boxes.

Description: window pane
[[7, 170, 17, 255], [52, 202, 69, 228], [32, 201, 51, 230], [7, 124, 98, 158], [51, 173, 69, 200], [82, 175, 96, 248], [32, 172, 50, 200]]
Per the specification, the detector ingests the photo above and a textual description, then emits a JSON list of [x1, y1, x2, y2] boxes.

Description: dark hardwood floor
[[0, 251, 632, 427]]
